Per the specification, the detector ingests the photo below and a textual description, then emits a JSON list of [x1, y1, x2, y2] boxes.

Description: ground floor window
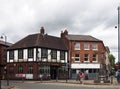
[[39, 66, 50, 75], [71, 69, 99, 79], [28, 66, 33, 74]]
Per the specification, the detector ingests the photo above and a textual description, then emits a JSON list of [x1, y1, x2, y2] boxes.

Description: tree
[[108, 54, 116, 75]]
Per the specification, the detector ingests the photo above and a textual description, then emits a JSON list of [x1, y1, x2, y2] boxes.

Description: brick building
[[61, 30, 108, 79], [0, 40, 12, 78], [6, 27, 109, 80], [6, 27, 68, 80]]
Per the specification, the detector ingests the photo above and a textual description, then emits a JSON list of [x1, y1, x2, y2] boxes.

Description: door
[[50, 66, 57, 79]]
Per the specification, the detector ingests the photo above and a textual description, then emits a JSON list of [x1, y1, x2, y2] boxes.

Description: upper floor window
[[51, 50, 57, 59], [41, 48, 48, 59], [28, 48, 34, 58], [92, 44, 98, 50], [74, 43, 80, 50], [60, 51, 65, 60], [74, 54, 80, 62], [84, 44, 90, 50], [84, 54, 89, 61], [93, 54, 98, 62], [18, 49, 23, 59], [28, 66, 33, 74], [9, 50, 14, 59]]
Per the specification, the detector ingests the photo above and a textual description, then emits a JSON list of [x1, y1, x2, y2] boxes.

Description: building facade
[[7, 27, 68, 80], [0, 40, 12, 79], [61, 30, 107, 79], [6, 28, 109, 80]]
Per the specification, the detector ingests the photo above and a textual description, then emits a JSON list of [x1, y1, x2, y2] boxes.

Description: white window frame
[[84, 54, 89, 62], [74, 54, 80, 62], [84, 43, 90, 50], [92, 44, 98, 50], [74, 42, 80, 50], [92, 54, 98, 62]]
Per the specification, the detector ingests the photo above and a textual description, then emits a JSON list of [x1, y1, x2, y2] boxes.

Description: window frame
[[60, 51, 65, 60], [74, 54, 80, 62], [92, 44, 98, 50], [28, 66, 33, 74], [41, 48, 48, 59], [18, 49, 23, 59], [9, 50, 14, 59], [28, 48, 34, 58], [84, 54, 89, 62], [74, 42, 80, 50], [51, 50, 57, 59], [84, 43, 90, 50], [92, 54, 98, 62], [18, 66, 23, 73]]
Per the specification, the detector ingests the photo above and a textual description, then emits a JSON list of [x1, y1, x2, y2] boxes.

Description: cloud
[[0, 0, 119, 61]]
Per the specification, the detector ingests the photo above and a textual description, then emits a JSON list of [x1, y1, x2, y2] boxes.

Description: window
[[51, 50, 57, 59], [9, 51, 14, 59], [39, 66, 50, 75], [84, 44, 90, 50], [28, 66, 33, 74], [9, 67, 14, 74], [93, 54, 98, 61], [28, 48, 34, 58], [18, 66, 23, 73], [84, 54, 89, 61], [60, 51, 65, 60], [18, 49, 23, 59], [74, 54, 80, 62], [74, 43, 80, 50], [41, 48, 48, 59], [92, 44, 98, 50]]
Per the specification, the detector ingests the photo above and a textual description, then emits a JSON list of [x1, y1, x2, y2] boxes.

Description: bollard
[[111, 76, 113, 84]]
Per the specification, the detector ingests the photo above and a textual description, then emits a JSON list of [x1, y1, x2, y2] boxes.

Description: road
[[1, 80, 120, 89]]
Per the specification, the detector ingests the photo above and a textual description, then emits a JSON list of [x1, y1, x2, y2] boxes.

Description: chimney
[[64, 30, 68, 35], [40, 27, 45, 34], [61, 29, 68, 38], [61, 31, 64, 38]]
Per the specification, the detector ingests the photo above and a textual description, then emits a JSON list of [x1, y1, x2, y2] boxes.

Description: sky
[[0, 0, 119, 62]]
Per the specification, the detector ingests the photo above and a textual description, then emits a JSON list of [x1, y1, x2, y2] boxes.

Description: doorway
[[50, 66, 58, 79]]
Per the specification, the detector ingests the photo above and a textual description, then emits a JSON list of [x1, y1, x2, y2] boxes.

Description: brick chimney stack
[[61, 29, 68, 38], [40, 27, 45, 34]]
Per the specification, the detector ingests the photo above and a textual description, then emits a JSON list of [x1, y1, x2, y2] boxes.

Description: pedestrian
[[80, 72, 84, 84], [117, 70, 120, 83], [76, 71, 80, 81], [85, 70, 88, 80]]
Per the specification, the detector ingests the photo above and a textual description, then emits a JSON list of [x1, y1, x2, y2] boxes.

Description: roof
[[66, 34, 102, 42], [0, 40, 12, 47], [8, 33, 68, 51]]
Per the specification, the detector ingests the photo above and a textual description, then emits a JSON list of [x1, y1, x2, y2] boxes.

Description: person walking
[[80, 72, 84, 84], [116, 70, 120, 83], [76, 71, 80, 81]]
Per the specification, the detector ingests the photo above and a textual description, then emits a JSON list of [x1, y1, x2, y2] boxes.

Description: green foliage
[[108, 54, 116, 75], [108, 54, 115, 63]]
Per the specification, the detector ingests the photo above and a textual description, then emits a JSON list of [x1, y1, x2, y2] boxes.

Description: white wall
[[7, 48, 68, 63]]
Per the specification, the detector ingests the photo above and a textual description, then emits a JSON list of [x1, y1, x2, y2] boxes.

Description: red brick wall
[[68, 41, 106, 64]]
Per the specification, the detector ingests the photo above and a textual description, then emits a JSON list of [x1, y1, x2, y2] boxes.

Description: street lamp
[[0, 34, 9, 86], [118, 5, 120, 69], [115, 5, 120, 70]]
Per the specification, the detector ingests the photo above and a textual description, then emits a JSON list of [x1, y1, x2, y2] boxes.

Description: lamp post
[[1, 34, 9, 86], [118, 5, 120, 69]]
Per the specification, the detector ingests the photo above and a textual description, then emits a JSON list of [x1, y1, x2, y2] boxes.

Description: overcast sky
[[0, 0, 119, 62]]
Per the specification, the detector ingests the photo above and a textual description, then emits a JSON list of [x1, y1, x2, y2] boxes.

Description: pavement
[[1, 77, 120, 89]]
